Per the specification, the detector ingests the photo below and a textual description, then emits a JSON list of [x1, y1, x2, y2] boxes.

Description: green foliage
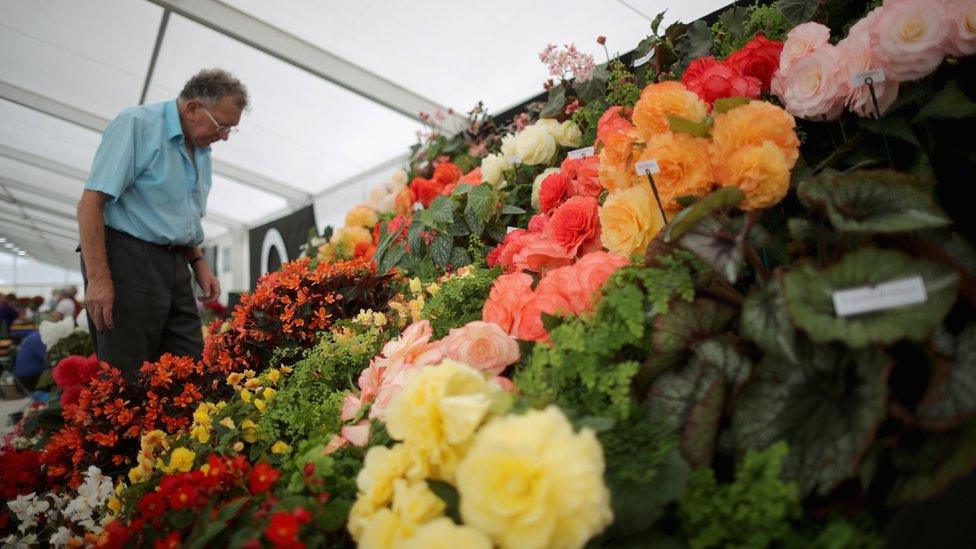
[[421, 266, 500, 338], [517, 253, 702, 420], [571, 98, 607, 148], [45, 330, 93, 365], [258, 329, 383, 444], [605, 59, 641, 108], [711, 3, 792, 57], [679, 442, 801, 549]]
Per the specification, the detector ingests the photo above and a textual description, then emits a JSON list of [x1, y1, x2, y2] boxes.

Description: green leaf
[[501, 204, 526, 215], [575, 63, 610, 104], [377, 243, 405, 274], [693, 336, 753, 389], [216, 496, 249, 521], [645, 351, 723, 444], [429, 232, 454, 269], [651, 10, 667, 35], [449, 246, 472, 269], [888, 417, 976, 505], [464, 184, 494, 238], [447, 216, 470, 237], [427, 480, 462, 523], [912, 80, 976, 123], [858, 114, 920, 146], [740, 281, 798, 363], [674, 20, 713, 64], [418, 196, 456, 230], [576, 416, 616, 433], [915, 324, 976, 429], [783, 248, 959, 347], [778, 0, 819, 25], [668, 115, 711, 138], [652, 298, 736, 357], [718, 5, 750, 38], [712, 96, 751, 114], [450, 183, 473, 195], [540, 84, 567, 118], [676, 215, 747, 284], [732, 343, 891, 495], [664, 187, 744, 242]]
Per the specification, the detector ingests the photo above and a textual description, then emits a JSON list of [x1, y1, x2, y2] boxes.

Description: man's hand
[[194, 260, 221, 302], [86, 276, 115, 331]]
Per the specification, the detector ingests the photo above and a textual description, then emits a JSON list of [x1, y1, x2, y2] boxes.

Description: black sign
[[247, 205, 315, 289]]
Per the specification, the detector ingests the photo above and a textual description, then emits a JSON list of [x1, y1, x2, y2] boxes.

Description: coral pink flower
[[545, 196, 601, 257], [512, 233, 575, 273], [516, 292, 572, 342], [596, 106, 635, 144], [441, 321, 521, 375], [483, 272, 535, 335]]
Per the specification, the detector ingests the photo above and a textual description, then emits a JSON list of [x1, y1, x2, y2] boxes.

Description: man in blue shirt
[[76, 69, 247, 383]]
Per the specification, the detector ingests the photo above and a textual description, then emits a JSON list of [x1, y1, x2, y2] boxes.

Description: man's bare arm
[[77, 190, 114, 331]]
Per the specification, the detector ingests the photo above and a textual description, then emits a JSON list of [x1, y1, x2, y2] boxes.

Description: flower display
[[440, 321, 520, 375], [681, 56, 762, 106], [642, 131, 714, 211], [632, 81, 708, 141], [52, 353, 100, 408], [457, 406, 613, 548], [599, 183, 665, 257]]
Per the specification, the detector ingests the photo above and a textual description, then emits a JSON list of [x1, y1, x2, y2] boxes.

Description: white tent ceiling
[[0, 0, 731, 272]]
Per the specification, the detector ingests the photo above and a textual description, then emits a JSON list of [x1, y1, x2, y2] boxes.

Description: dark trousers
[[80, 228, 203, 384]]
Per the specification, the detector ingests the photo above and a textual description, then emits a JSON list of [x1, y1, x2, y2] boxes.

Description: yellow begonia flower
[[190, 424, 211, 444], [280, 366, 293, 374], [266, 369, 281, 385], [216, 401, 227, 410], [243, 369, 256, 379], [199, 463, 211, 475], [219, 417, 236, 430], [141, 430, 167, 449], [244, 377, 262, 390], [166, 448, 196, 473], [232, 442, 245, 452], [426, 283, 441, 296], [409, 277, 422, 294], [240, 389, 253, 403], [107, 497, 122, 516], [262, 387, 277, 400], [241, 419, 258, 443], [271, 441, 292, 454], [356, 309, 374, 325], [254, 398, 267, 412], [226, 372, 244, 386], [127, 464, 152, 484], [373, 312, 388, 327]]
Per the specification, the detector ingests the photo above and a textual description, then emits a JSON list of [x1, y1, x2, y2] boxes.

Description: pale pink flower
[[836, 35, 900, 118], [441, 321, 521, 376], [341, 393, 363, 422], [493, 376, 517, 393], [341, 420, 371, 447], [779, 44, 848, 120], [946, 0, 976, 56], [324, 434, 349, 455], [873, 0, 951, 81], [539, 43, 596, 82]]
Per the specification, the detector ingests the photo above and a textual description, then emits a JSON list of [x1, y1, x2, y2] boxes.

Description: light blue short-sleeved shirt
[[85, 99, 211, 246]]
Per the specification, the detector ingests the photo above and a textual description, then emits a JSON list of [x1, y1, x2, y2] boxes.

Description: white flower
[[556, 120, 583, 147], [480, 153, 512, 187], [512, 125, 557, 165], [500, 134, 517, 160], [50, 527, 72, 547], [75, 314, 89, 334]]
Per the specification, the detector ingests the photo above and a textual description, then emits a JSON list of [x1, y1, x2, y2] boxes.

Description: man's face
[[184, 96, 243, 148]]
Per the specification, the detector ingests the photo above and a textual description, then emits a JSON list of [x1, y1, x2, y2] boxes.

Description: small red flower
[[154, 532, 181, 549], [265, 512, 301, 545], [249, 462, 282, 494], [167, 484, 198, 510], [138, 492, 167, 520], [292, 507, 312, 525]]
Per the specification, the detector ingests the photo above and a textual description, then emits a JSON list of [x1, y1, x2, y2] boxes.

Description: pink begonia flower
[[512, 233, 575, 273], [441, 321, 521, 376], [341, 393, 362, 422], [772, 22, 832, 98], [324, 434, 348, 455], [836, 35, 899, 118], [341, 420, 371, 447], [946, 0, 976, 57], [872, 0, 951, 81], [482, 272, 535, 335], [779, 44, 848, 120], [493, 376, 517, 393]]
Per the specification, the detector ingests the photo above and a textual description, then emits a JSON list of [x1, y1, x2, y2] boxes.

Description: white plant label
[[635, 159, 660, 175], [567, 146, 595, 160], [851, 69, 886, 87], [832, 276, 927, 317], [632, 50, 654, 68], [506, 226, 520, 234], [413, 202, 423, 211]]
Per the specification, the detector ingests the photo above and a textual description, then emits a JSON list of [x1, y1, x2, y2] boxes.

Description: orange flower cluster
[[42, 363, 141, 489], [203, 257, 396, 374], [140, 354, 209, 434]]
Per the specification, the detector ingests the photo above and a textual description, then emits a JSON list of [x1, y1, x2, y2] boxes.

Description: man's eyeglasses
[[200, 106, 239, 136]]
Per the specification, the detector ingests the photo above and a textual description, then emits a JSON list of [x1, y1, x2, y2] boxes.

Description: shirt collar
[[164, 99, 184, 143]]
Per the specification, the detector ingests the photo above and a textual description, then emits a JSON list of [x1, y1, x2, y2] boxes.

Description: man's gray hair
[[179, 68, 250, 110]]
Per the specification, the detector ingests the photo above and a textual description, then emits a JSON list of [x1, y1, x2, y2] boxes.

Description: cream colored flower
[[457, 406, 613, 549], [513, 125, 557, 166], [481, 153, 512, 187], [399, 517, 492, 549]]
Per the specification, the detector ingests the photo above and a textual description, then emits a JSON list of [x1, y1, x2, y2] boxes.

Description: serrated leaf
[[783, 248, 959, 347], [451, 183, 473, 196], [712, 96, 751, 114], [501, 204, 526, 215], [778, 0, 819, 25], [676, 215, 747, 284], [888, 417, 976, 505], [668, 115, 711, 138], [741, 282, 798, 363], [464, 184, 494, 237], [858, 114, 920, 146], [408, 215, 425, 254], [674, 20, 713, 65], [418, 196, 456, 230], [912, 80, 976, 123], [664, 187, 744, 242], [732, 343, 891, 495], [718, 5, 750, 38], [541, 84, 567, 118], [449, 246, 472, 269], [377, 242, 405, 274], [576, 63, 610, 104], [915, 324, 976, 429], [430, 232, 454, 269], [448, 216, 470, 237]]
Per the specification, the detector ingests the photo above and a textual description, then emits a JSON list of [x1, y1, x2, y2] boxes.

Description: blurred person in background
[[1, 293, 19, 335]]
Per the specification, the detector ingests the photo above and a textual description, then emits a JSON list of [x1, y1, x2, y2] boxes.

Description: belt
[[105, 227, 189, 255]]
